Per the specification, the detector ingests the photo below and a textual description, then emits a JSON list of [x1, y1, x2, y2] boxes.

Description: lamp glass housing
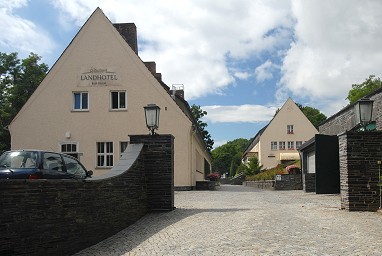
[[144, 104, 160, 134], [354, 98, 373, 127]]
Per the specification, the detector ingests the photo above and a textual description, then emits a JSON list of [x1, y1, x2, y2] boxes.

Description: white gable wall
[[258, 98, 318, 169], [9, 8, 209, 188]]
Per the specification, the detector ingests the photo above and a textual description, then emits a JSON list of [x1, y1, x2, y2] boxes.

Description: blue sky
[[1, 0, 382, 148]]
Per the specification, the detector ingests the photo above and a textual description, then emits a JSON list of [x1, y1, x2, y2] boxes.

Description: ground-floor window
[[61, 142, 79, 159], [97, 142, 113, 167], [287, 141, 294, 150]]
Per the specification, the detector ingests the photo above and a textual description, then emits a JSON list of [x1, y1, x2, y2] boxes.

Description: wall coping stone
[[92, 143, 144, 180]]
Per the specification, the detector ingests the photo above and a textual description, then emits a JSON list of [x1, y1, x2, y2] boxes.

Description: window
[[120, 141, 129, 158], [287, 125, 294, 134], [62, 155, 87, 178], [111, 91, 127, 110], [43, 152, 64, 172], [279, 141, 286, 150], [287, 141, 294, 150], [97, 142, 113, 168], [271, 141, 277, 150], [61, 143, 78, 158], [73, 92, 88, 110], [296, 141, 303, 149]]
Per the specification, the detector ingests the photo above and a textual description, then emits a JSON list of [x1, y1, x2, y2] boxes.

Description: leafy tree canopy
[[296, 103, 327, 129], [347, 75, 381, 104], [0, 52, 48, 152], [211, 138, 249, 177], [190, 104, 214, 152], [237, 156, 263, 177]]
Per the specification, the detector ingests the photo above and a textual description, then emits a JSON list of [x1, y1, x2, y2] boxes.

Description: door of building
[[315, 134, 340, 194]]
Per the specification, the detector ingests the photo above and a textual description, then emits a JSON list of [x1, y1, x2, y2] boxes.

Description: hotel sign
[[78, 67, 119, 86]]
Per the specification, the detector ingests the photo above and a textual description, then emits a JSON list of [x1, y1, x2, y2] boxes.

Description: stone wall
[[303, 173, 316, 192], [339, 131, 381, 211], [130, 135, 174, 211], [0, 135, 174, 255], [244, 180, 275, 190], [319, 88, 382, 135], [275, 174, 303, 190]]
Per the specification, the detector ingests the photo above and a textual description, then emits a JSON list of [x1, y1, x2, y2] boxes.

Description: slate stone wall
[[274, 174, 303, 190], [0, 135, 175, 255], [319, 89, 382, 135], [339, 131, 381, 211], [130, 135, 174, 211], [303, 173, 316, 192]]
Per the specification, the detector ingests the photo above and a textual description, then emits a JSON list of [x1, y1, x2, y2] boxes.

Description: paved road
[[74, 185, 382, 256]]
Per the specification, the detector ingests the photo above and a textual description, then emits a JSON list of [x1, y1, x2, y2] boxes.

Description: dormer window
[[287, 125, 294, 134]]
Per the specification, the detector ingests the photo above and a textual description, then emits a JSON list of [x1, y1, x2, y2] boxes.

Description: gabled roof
[[242, 98, 317, 157], [319, 86, 382, 127], [11, 7, 210, 154], [242, 125, 267, 156]]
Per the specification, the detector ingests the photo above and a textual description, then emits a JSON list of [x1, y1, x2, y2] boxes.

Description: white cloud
[[279, 0, 382, 115], [255, 60, 278, 83], [233, 71, 250, 80], [202, 104, 278, 123], [0, 1, 57, 59], [49, 0, 293, 100]]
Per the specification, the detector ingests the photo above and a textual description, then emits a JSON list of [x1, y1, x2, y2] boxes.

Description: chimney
[[170, 84, 185, 99], [144, 61, 162, 82], [113, 23, 138, 55]]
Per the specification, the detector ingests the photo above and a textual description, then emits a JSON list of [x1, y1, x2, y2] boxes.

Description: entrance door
[[315, 134, 340, 194]]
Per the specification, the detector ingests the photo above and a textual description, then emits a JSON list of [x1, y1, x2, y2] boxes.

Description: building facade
[[9, 8, 211, 189], [242, 98, 318, 169]]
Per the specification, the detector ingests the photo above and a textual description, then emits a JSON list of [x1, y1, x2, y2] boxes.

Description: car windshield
[[0, 151, 38, 168]]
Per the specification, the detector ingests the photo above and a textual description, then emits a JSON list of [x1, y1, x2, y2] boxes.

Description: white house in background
[[242, 98, 318, 169], [8, 8, 211, 190]]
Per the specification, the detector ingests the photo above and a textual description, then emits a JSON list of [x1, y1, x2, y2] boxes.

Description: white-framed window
[[287, 125, 294, 134], [271, 141, 277, 150], [279, 141, 286, 150], [120, 141, 129, 158], [73, 92, 89, 110], [296, 141, 303, 149], [60, 142, 79, 159], [110, 91, 127, 110], [97, 142, 113, 168], [287, 141, 294, 150]]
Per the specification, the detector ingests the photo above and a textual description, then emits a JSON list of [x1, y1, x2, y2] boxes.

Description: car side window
[[62, 155, 87, 178], [43, 153, 65, 172]]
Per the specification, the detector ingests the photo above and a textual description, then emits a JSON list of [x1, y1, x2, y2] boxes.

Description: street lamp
[[144, 104, 160, 135], [354, 98, 374, 130]]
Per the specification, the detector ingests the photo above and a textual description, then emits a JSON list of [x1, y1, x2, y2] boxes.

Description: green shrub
[[245, 164, 285, 181]]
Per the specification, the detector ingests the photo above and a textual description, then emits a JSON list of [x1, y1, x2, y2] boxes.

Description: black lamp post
[[354, 98, 374, 130], [144, 104, 160, 135]]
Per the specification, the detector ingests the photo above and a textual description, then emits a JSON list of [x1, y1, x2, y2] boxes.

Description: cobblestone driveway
[[74, 185, 382, 256]]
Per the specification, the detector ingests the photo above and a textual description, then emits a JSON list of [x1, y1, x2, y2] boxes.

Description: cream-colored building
[[242, 98, 318, 169], [9, 8, 211, 190]]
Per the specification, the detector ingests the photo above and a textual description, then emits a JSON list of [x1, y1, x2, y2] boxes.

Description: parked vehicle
[[0, 150, 93, 180]]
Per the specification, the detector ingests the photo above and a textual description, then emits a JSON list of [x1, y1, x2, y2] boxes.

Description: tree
[[347, 75, 381, 104], [190, 104, 214, 151], [211, 138, 249, 176], [236, 156, 263, 176], [0, 52, 48, 152], [296, 103, 327, 129]]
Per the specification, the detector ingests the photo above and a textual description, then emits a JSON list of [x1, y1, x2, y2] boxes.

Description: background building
[[242, 98, 318, 169]]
